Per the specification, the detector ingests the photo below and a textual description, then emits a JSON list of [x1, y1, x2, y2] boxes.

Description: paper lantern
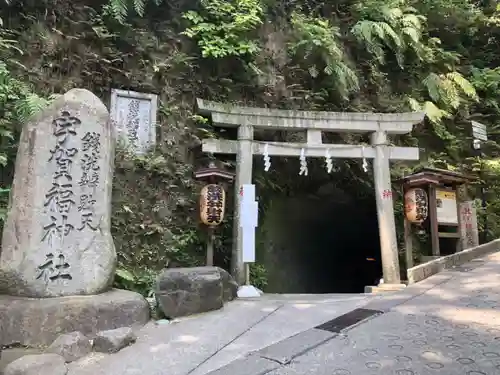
[[200, 184, 226, 226], [404, 188, 428, 223]]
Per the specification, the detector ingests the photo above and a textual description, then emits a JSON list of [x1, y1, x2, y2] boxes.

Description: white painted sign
[[472, 121, 488, 141], [436, 189, 458, 224], [459, 201, 479, 249], [110, 89, 158, 154], [239, 184, 258, 263]]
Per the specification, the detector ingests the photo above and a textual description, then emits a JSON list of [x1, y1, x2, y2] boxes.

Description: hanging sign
[[239, 184, 258, 263], [436, 189, 458, 224], [471, 121, 488, 141]]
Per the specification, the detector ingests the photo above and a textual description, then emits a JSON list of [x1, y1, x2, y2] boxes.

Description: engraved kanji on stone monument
[[0, 88, 117, 297], [110, 89, 157, 155]]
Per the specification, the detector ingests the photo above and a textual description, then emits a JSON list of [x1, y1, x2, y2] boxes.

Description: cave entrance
[[259, 187, 382, 294], [197, 99, 423, 287]]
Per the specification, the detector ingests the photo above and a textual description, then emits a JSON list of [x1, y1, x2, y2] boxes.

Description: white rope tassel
[[263, 143, 271, 172], [299, 148, 308, 176], [361, 146, 368, 172], [325, 149, 333, 173]]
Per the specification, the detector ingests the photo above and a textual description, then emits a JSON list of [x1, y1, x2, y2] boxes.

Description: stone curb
[[406, 239, 500, 284]]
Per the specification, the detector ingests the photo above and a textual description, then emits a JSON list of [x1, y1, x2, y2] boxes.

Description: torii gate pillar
[[197, 99, 424, 287], [372, 131, 400, 284]]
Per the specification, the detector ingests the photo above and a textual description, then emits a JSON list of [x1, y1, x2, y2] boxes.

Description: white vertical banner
[[239, 184, 258, 263]]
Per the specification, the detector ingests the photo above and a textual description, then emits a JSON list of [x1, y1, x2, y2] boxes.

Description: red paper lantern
[[199, 184, 226, 226], [404, 188, 428, 223]]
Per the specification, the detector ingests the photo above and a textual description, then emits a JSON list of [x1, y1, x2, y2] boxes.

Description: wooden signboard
[[435, 189, 458, 225]]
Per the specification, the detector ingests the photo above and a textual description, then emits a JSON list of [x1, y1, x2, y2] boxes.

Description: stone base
[[364, 283, 407, 294], [0, 289, 150, 347]]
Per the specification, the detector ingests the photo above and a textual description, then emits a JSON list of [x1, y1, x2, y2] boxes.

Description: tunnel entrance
[[260, 186, 382, 294]]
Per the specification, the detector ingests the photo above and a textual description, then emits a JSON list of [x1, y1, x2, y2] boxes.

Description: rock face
[[155, 266, 238, 318], [0, 289, 150, 347], [46, 331, 92, 363], [4, 354, 67, 375], [0, 88, 116, 297], [93, 327, 136, 353]]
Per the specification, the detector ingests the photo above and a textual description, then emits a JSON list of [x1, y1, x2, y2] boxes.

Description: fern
[[15, 93, 52, 123], [108, 0, 128, 23], [446, 72, 478, 101], [422, 73, 442, 102], [133, 0, 146, 17], [351, 0, 426, 67], [422, 71, 477, 112], [289, 12, 359, 98], [106, 0, 163, 22]]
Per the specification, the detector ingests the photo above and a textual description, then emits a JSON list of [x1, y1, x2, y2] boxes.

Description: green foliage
[[249, 263, 268, 290], [112, 146, 206, 272], [114, 267, 156, 297], [0, 187, 9, 222], [182, 0, 264, 58], [0, 19, 50, 222], [351, 0, 427, 65], [105, 0, 165, 23], [289, 12, 359, 99]]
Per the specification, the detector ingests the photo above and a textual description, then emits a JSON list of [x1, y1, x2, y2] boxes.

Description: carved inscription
[[39, 110, 80, 281], [460, 202, 479, 249], [78, 131, 101, 231], [125, 99, 140, 144], [36, 252, 72, 282]]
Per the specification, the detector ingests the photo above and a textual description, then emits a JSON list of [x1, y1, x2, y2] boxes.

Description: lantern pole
[[195, 161, 235, 269], [206, 226, 214, 266]]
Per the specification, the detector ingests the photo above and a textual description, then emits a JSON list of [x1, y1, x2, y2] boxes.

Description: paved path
[[67, 294, 371, 375], [68, 251, 500, 375], [210, 252, 500, 375]]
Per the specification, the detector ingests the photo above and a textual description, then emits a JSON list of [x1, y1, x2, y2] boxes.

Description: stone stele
[[0, 88, 116, 297]]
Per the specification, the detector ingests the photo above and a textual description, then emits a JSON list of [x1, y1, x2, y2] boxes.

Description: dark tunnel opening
[[261, 191, 383, 294], [297, 197, 383, 293]]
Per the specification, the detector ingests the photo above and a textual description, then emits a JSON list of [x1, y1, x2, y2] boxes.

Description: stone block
[[0, 289, 149, 347], [93, 327, 136, 353], [155, 266, 238, 319], [3, 354, 67, 375], [364, 283, 406, 294], [46, 331, 92, 363], [0, 88, 116, 298]]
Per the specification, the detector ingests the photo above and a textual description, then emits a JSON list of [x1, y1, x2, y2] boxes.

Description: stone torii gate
[[197, 99, 425, 287]]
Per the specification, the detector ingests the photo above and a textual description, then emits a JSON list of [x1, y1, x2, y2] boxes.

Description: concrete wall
[[407, 239, 500, 284]]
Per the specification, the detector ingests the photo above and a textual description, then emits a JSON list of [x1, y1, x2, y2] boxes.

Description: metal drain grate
[[315, 308, 383, 333]]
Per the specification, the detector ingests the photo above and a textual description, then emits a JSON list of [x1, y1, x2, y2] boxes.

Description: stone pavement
[[66, 293, 371, 375], [209, 252, 500, 375], [10, 251, 500, 375]]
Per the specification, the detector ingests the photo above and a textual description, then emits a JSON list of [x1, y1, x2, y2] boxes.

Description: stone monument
[[0, 89, 149, 347]]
